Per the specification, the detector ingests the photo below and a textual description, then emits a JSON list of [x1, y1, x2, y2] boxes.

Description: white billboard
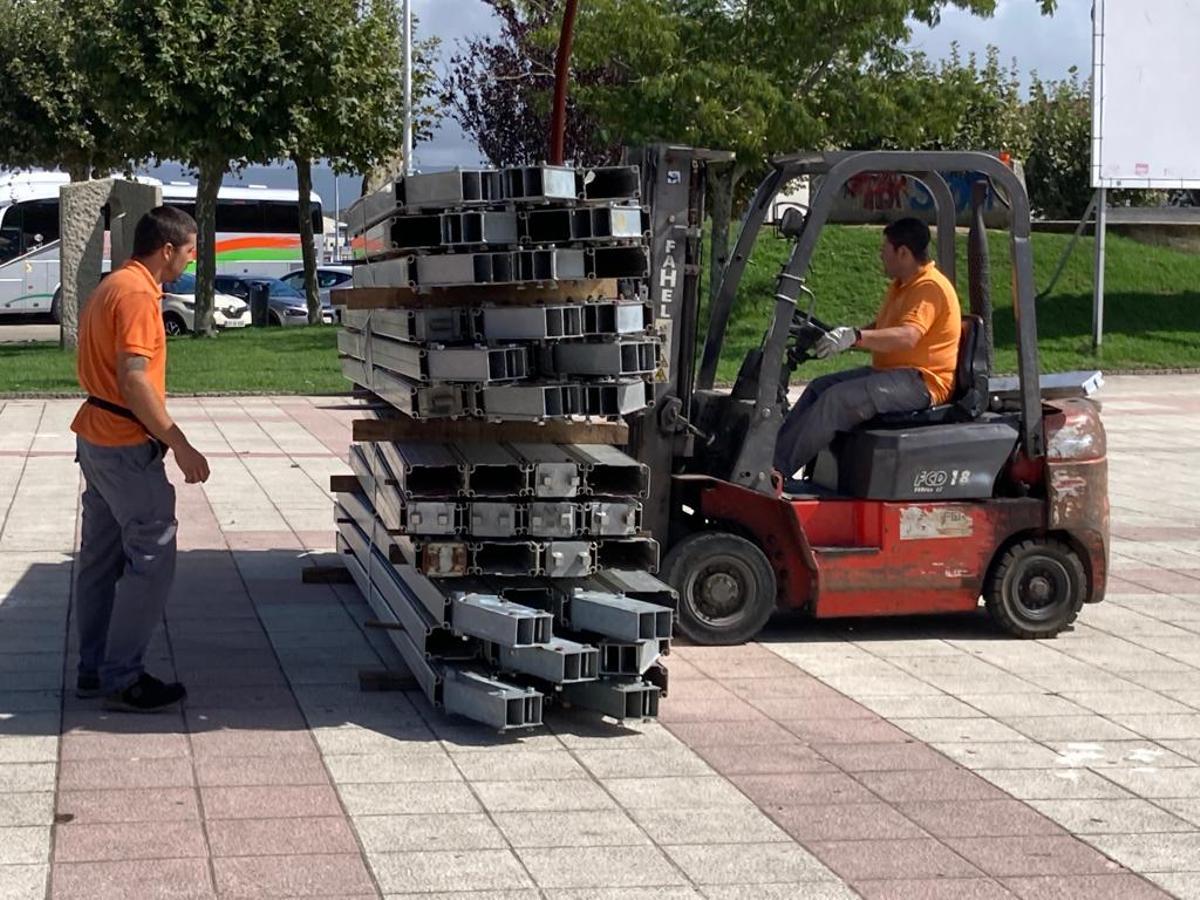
[[1092, 0, 1200, 189]]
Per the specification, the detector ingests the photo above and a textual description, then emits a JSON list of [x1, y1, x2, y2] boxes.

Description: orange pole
[[549, 0, 580, 165]]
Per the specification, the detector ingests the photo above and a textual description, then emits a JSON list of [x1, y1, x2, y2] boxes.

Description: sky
[[148, 0, 1094, 217]]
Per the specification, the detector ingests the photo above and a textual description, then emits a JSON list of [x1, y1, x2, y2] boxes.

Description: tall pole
[[333, 173, 341, 262], [549, 0, 580, 165], [1092, 186, 1108, 350], [403, 0, 414, 176]]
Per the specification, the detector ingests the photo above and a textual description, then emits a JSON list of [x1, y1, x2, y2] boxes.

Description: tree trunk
[[193, 160, 223, 338], [708, 164, 740, 305], [295, 156, 322, 325]]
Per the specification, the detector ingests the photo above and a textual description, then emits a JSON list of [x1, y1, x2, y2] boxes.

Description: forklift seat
[[872, 314, 988, 427]]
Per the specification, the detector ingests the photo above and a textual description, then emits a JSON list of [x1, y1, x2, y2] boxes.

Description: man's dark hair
[[883, 217, 931, 262], [133, 206, 198, 257]]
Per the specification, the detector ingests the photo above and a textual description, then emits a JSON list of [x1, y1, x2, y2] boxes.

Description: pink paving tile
[[188, 729, 318, 758], [57, 758, 195, 791], [212, 853, 376, 898], [724, 676, 848, 700], [857, 878, 1016, 899], [769, 802, 928, 842], [685, 654, 811, 680], [945, 836, 1125, 877], [56, 789, 200, 825], [194, 755, 331, 787], [60, 711, 187, 736], [810, 837, 982, 881], [200, 785, 344, 819], [59, 733, 192, 761], [692, 742, 837, 776], [814, 741, 957, 772], [779, 717, 914, 744], [223, 531, 305, 551], [1003, 874, 1174, 899], [656, 697, 773, 724], [857, 769, 1009, 803], [663, 719, 800, 746], [183, 685, 300, 710], [186, 707, 308, 732], [1120, 568, 1200, 593], [898, 800, 1066, 838], [730, 772, 879, 807], [51, 858, 215, 899], [753, 695, 879, 720], [206, 817, 359, 857], [53, 820, 208, 862]]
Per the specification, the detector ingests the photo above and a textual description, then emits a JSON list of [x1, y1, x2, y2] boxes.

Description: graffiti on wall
[[837, 170, 1008, 226]]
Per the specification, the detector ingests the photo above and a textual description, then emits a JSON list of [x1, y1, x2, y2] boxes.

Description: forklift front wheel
[[662, 532, 777, 645], [985, 538, 1086, 639]]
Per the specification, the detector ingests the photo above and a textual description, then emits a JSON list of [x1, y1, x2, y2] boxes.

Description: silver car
[[214, 275, 334, 326], [280, 266, 352, 307]]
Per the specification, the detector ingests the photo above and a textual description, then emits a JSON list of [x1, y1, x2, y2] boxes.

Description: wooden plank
[[332, 279, 620, 310], [329, 474, 360, 493], [352, 417, 630, 445]]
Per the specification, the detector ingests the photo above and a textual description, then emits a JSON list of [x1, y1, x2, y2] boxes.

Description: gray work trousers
[[775, 366, 931, 477], [75, 436, 178, 693]]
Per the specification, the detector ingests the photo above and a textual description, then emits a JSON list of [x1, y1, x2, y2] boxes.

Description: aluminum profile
[[356, 255, 413, 288], [348, 444, 403, 532], [508, 445, 580, 498], [389, 213, 443, 249], [441, 668, 543, 731], [524, 204, 646, 244], [412, 541, 470, 577], [480, 381, 650, 420], [587, 501, 641, 536], [416, 249, 588, 287], [584, 301, 652, 336], [544, 340, 659, 377], [370, 368, 475, 420], [377, 443, 465, 498], [405, 501, 459, 536], [345, 185, 400, 239], [544, 541, 594, 578], [592, 569, 678, 611], [442, 210, 520, 246], [495, 581, 562, 619], [504, 165, 578, 202], [578, 165, 641, 201], [334, 495, 396, 556], [562, 678, 659, 720], [343, 307, 472, 344], [598, 639, 661, 676], [451, 592, 552, 646], [471, 541, 542, 576], [597, 538, 660, 574], [337, 328, 366, 359], [568, 590, 672, 641], [360, 335, 424, 381], [527, 502, 578, 538], [590, 246, 650, 279], [477, 305, 587, 341], [401, 169, 504, 209], [458, 444, 528, 497], [340, 356, 369, 388], [569, 445, 651, 498], [467, 502, 522, 538], [392, 564, 451, 625], [426, 345, 531, 384], [496, 638, 599, 684]]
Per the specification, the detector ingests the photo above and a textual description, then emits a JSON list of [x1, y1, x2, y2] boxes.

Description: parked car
[[161, 273, 250, 335], [213, 275, 334, 326], [280, 265, 352, 307]]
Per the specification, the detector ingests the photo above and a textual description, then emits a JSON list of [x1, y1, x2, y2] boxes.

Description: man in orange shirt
[[775, 217, 961, 478], [72, 206, 211, 713]]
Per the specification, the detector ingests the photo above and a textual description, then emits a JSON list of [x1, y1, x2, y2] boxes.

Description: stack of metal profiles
[[331, 165, 677, 731]]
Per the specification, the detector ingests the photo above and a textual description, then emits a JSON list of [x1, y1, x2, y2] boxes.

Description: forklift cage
[[695, 151, 1043, 496]]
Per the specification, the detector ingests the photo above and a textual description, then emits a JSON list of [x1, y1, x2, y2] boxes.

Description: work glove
[[813, 326, 859, 359]]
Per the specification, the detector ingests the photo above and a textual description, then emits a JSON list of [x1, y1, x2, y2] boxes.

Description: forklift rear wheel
[[985, 538, 1086, 639], [662, 532, 777, 645]]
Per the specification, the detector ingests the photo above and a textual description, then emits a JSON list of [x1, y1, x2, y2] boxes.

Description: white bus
[[0, 171, 324, 320]]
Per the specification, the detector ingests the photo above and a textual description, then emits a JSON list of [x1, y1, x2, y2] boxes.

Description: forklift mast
[[628, 145, 733, 542]]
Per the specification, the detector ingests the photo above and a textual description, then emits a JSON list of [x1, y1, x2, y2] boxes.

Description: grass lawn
[[706, 225, 1200, 384], [0, 326, 344, 395], [0, 226, 1197, 395]]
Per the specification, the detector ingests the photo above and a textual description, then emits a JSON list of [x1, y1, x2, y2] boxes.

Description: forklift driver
[[775, 217, 962, 479]]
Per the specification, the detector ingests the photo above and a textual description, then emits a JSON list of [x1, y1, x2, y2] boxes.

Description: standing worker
[[775, 217, 962, 478], [70, 206, 211, 713]]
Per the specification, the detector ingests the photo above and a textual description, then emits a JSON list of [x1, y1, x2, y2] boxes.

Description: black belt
[[85, 396, 168, 455]]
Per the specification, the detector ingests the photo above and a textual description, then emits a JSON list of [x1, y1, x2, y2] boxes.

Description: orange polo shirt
[[872, 261, 961, 405], [71, 260, 166, 447]]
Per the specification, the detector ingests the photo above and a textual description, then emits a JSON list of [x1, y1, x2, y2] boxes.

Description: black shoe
[[102, 674, 187, 713], [75, 673, 102, 699]]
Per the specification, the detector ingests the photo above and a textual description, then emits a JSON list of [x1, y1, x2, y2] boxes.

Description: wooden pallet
[[332, 279, 621, 310]]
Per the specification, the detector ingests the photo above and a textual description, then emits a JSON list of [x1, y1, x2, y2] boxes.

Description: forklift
[[630, 148, 1109, 645]]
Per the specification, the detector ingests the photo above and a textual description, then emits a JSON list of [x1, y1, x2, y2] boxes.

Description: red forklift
[[631, 148, 1108, 645]]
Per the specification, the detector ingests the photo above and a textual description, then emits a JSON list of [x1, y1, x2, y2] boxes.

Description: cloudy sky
[[152, 0, 1094, 212]]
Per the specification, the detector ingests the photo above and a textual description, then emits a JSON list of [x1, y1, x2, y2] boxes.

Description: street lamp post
[[403, 0, 414, 176]]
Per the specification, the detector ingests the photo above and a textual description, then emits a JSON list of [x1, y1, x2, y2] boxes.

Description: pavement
[[0, 376, 1199, 898], [0, 318, 59, 344]]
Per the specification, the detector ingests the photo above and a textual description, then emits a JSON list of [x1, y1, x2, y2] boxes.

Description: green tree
[[279, 0, 439, 324]]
